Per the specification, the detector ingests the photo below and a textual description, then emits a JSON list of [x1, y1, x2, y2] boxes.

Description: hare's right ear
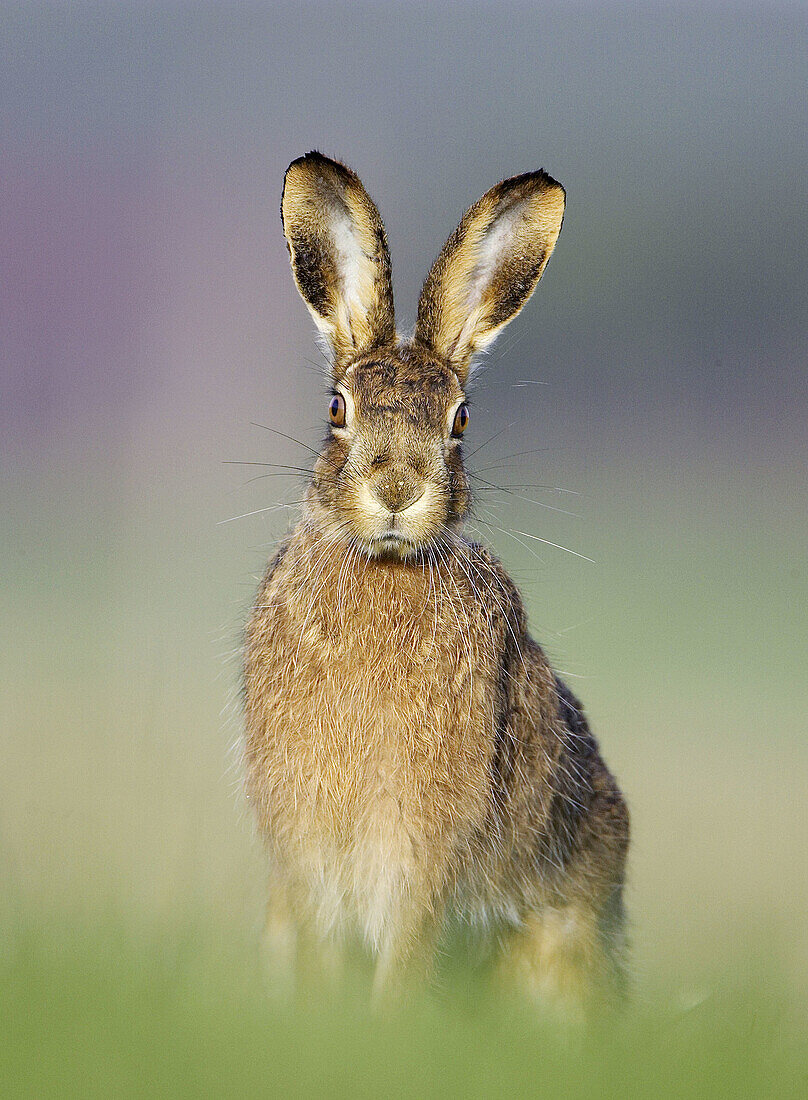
[[414, 170, 565, 385], [281, 152, 396, 376]]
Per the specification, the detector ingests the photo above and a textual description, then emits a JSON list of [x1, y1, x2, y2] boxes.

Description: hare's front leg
[[261, 870, 299, 1001], [497, 890, 628, 1020], [371, 904, 443, 1007], [262, 870, 348, 1000]]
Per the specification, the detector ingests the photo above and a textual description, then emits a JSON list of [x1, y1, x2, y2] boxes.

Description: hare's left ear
[[281, 151, 396, 375], [414, 170, 565, 385]]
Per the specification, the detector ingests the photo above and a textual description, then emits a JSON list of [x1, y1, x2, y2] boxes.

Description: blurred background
[[2, 2, 807, 1094]]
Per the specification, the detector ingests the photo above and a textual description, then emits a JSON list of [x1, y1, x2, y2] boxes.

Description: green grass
[[2, 913, 805, 1099]]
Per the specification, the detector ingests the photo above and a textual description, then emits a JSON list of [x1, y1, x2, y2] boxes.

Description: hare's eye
[[452, 403, 470, 437], [328, 393, 346, 428]]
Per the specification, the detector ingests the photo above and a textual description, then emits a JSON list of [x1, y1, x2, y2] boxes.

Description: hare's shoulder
[[259, 538, 293, 592], [459, 539, 528, 625], [249, 536, 293, 607]]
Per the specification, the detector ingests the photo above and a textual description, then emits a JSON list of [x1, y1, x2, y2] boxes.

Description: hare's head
[[281, 151, 565, 559]]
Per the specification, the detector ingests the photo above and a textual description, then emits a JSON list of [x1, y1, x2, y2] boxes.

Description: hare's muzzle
[[373, 469, 425, 515]]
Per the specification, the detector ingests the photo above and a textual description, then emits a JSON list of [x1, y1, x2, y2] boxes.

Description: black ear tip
[[285, 150, 323, 175], [281, 151, 339, 223], [286, 149, 348, 176], [283, 151, 358, 208], [501, 168, 565, 201], [536, 168, 566, 199]]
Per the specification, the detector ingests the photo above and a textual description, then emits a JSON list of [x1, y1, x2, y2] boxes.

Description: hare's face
[[310, 348, 470, 559], [281, 152, 565, 560]]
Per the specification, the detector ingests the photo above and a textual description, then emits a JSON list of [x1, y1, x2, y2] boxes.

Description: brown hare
[[244, 151, 629, 1016]]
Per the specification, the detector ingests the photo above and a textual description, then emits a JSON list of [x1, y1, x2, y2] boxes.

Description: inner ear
[[281, 152, 396, 375], [463, 197, 528, 316], [414, 170, 565, 384]]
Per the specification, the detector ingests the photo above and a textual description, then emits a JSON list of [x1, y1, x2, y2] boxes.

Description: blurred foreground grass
[[2, 913, 806, 1098], [2, 449, 806, 1095]]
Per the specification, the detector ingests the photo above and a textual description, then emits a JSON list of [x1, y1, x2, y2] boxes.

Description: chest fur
[[244, 541, 501, 907]]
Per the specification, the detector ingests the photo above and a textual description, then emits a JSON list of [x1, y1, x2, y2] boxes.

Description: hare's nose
[[375, 470, 424, 514]]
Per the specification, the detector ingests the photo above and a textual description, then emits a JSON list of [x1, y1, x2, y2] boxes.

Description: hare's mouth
[[367, 529, 422, 560], [348, 482, 448, 558], [376, 529, 413, 549]]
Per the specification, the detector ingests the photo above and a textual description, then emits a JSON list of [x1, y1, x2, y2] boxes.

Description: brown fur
[[281, 152, 396, 373], [244, 153, 629, 1015], [414, 170, 566, 384]]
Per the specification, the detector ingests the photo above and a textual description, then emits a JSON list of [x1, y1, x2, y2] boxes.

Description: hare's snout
[[373, 468, 425, 514], [349, 463, 443, 556]]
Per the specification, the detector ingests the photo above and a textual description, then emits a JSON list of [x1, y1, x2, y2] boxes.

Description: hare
[[243, 151, 629, 1015]]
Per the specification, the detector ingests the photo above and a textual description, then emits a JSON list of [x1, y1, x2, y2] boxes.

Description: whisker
[[249, 422, 322, 458], [237, 470, 312, 488], [474, 518, 594, 563], [470, 520, 547, 567], [223, 461, 316, 475], [464, 421, 517, 460], [469, 474, 581, 517], [302, 356, 327, 374], [470, 482, 579, 495], [469, 471, 580, 496], [217, 501, 306, 525], [473, 446, 552, 466]]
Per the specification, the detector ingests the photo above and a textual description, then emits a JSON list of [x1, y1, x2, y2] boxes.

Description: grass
[[2, 912, 805, 1099]]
